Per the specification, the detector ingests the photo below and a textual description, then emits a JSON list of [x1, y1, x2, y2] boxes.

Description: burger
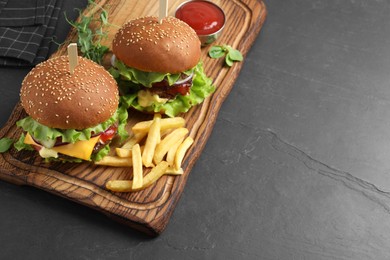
[[14, 56, 128, 162], [109, 16, 215, 117]]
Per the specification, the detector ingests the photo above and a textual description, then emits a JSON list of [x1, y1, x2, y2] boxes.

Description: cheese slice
[[138, 90, 168, 107], [24, 133, 100, 160]]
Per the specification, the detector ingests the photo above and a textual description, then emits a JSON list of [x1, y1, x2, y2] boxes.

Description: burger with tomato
[[14, 55, 128, 162], [110, 16, 215, 117]]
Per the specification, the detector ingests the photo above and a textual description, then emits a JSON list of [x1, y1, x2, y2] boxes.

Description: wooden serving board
[[0, 0, 266, 236]]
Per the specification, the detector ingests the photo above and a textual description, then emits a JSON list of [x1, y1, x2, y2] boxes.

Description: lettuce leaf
[[116, 62, 215, 117], [0, 137, 13, 153], [14, 98, 129, 162], [116, 104, 129, 142], [91, 144, 110, 161], [16, 106, 128, 147], [14, 133, 34, 151], [111, 59, 194, 87]]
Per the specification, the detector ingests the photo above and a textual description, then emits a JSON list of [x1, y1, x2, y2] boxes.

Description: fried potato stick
[[94, 156, 132, 167], [106, 161, 169, 192], [132, 117, 185, 134], [153, 128, 189, 164], [142, 114, 161, 167], [131, 144, 143, 189], [174, 136, 194, 171]]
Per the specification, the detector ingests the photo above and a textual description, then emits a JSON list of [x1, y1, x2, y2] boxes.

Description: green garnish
[[0, 137, 13, 153], [208, 45, 243, 67], [65, 0, 112, 64], [110, 59, 195, 88], [14, 134, 34, 152], [15, 107, 128, 146], [91, 144, 110, 162], [116, 62, 215, 117]]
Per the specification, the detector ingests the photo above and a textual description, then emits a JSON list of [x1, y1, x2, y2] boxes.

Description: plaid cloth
[[0, 0, 7, 14], [0, 0, 45, 27], [0, 0, 63, 67]]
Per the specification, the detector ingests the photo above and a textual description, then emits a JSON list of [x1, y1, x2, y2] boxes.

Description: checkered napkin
[[0, 0, 63, 67]]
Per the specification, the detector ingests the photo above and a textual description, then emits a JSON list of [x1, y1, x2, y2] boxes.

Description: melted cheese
[[138, 90, 168, 107], [24, 133, 100, 160]]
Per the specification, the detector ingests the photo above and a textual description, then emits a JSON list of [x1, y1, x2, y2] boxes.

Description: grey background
[[2, 0, 390, 259]]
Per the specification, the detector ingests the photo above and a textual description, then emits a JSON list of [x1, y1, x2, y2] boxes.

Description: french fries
[[174, 136, 194, 171], [165, 166, 184, 175], [94, 155, 132, 167], [140, 161, 170, 189], [106, 180, 134, 192], [116, 145, 144, 158], [106, 161, 170, 192], [121, 132, 147, 149], [153, 127, 189, 165], [131, 144, 143, 189], [142, 114, 161, 167], [115, 147, 132, 158], [132, 117, 185, 133], [115, 132, 147, 158], [99, 114, 194, 192], [166, 136, 185, 165]]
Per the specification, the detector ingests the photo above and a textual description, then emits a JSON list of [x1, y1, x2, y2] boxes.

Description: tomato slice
[[99, 125, 117, 143], [167, 83, 191, 96], [150, 73, 193, 97]]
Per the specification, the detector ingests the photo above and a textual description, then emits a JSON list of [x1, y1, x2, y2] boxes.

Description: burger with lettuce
[[109, 16, 215, 117], [14, 56, 128, 162]]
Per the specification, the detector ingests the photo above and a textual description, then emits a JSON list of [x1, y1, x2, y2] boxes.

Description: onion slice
[[111, 54, 116, 67], [173, 72, 193, 86]]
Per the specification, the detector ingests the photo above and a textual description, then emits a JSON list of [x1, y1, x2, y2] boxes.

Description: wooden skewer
[[67, 43, 79, 75], [159, 0, 168, 23]]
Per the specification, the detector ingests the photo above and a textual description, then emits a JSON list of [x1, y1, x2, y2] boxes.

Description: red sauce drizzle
[[176, 1, 225, 35], [99, 125, 117, 144]]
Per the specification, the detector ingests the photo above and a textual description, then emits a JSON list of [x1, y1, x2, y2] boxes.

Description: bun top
[[20, 56, 119, 130], [112, 16, 201, 74]]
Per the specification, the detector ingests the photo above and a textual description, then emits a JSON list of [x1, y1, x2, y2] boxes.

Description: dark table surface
[[2, 0, 390, 259]]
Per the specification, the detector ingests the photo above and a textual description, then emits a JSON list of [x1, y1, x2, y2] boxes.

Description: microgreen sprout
[[64, 0, 114, 64], [208, 45, 243, 67]]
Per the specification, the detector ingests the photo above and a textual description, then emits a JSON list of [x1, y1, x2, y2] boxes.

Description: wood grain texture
[[0, 0, 266, 236]]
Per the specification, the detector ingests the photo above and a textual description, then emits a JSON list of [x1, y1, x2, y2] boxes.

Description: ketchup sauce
[[98, 125, 117, 143], [175, 1, 225, 35]]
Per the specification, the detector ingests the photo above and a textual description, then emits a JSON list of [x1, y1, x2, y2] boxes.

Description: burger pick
[[14, 56, 128, 162], [110, 16, 215, 117]]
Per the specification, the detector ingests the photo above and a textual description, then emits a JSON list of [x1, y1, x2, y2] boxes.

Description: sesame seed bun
[[112, 16, 201, 74], [20, 56, 119, 130]]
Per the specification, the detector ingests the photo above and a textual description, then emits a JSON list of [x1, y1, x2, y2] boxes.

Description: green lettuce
[[111, 61, 215, 117], [16, 107, 128, 145], [0, 137, 13, 153], [14, 133, 34, 151], [91, 144, 110, 161], [116, 104, 129, 142], [111, 59, 194, 87], [14, 106, 129, 161]]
